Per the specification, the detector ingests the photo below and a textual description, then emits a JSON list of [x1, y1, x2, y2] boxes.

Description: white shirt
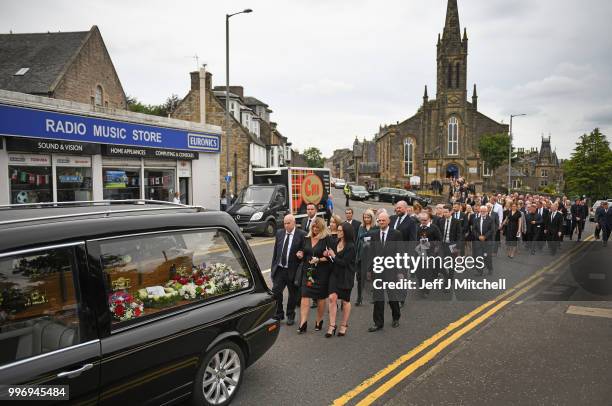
[[493, 203, 504, 225], [443, 217, 451, 243], [172, 197, 181, 204], [281, 230, 295, 268]]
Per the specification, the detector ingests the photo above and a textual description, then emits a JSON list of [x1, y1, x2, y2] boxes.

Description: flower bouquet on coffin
[[108, 291, 144, 322], [205, 263, 250, 294], [136, 286, 180, 308]]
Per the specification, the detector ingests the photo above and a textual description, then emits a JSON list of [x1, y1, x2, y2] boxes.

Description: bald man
[[271, 214, 307, 325], [389, 200, 417, 241]]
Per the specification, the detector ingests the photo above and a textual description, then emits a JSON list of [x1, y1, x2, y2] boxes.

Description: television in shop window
[[104, 170, 128, 189]]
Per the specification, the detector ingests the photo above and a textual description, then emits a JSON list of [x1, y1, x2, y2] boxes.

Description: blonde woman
[[296, 217, 333, 334], [355, 209, 377, 306]]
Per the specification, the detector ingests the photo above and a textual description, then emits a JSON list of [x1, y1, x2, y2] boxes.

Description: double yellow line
[[333, 237, 593, 406]]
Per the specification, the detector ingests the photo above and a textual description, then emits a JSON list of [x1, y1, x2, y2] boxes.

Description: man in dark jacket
[[570, 198, 588, 241], [599, 201, 612, 247], [525, 205, 543, 255], [389, 200, 417, 241], [437, 205, 464, 291], [416, 212, 442, 294], [344, 208, 361, 241], [472, 205, 495, 274], [545, 202, 564, 255], [271, 215, 306, 325]]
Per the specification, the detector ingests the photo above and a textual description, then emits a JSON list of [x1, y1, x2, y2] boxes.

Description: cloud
[[297, 79, 354, 95]]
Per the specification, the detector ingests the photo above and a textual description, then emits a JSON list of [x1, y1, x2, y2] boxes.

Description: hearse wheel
[[192, 341, 245, 406], [264, 220, 276, 237]]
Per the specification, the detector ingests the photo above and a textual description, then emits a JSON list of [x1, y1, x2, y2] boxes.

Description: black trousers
[[373, 300, 400, 327], [603, 225, 611, 243], [473, 241, 493, 271], [271, 267, 298, 319], [355, 268, 363, 301], [571, 220, 585, 240]]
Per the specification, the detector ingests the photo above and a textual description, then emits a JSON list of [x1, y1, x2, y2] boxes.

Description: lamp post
[[225, 8, 252, 196], [508, 113, 526, 193]]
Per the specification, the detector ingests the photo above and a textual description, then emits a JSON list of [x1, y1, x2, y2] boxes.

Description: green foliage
[[126, 94, 181, 117], [563, 128, 612, 199], [539, 185, 557, 194], [478, 133, 512, 171], [302, 147, 325, 168]]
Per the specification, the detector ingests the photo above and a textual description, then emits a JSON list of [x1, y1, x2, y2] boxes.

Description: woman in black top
[[326, 222, 356, 337], [297, 217, 333, 333], [503, 202, 522, 258]]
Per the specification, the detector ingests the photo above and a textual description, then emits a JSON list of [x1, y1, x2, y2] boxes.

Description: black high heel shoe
[[297, 321, 307, 334], [314, 320, 323, 331], [338, 324, 349, 337], [325, 325, 337, 338]]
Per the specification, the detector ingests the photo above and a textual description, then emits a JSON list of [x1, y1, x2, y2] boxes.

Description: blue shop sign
[[0, 103, 220, 153]]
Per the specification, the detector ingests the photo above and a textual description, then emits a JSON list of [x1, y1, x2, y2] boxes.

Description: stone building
[[375, 0, 508, 191], [351, 137, 380, 188], [327, 148, 352, 179], [490, 136, 564, 193], [172, 72, 292, 195], [0, 26, 126, 109]]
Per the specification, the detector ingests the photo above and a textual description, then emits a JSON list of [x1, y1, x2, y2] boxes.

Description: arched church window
[[448, 117, 458, 156], [403, 138, 414, 176], [455, 62, 460, 88]]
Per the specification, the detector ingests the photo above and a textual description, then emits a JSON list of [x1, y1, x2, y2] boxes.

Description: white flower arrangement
[[137, 286, 180, 308]]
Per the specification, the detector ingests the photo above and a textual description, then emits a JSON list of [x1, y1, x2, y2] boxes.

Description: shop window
[[94, 229, 252, 329], [144, 169, 175, 202], [9, 163, 52, 204], [103, 168, 141, 200], [56, 157, 93, 202], [0, 246, 82, 366]]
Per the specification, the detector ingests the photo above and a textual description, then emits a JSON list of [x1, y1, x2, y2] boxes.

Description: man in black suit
[[472, 205, 495, 274], [415, 212, 442, 295], [570, 198, 588, 241], [301, 203, 318, 233], [599, 201, 612, 247], [525, 204, 543, 255], [545, 202, 564, 255], [271, 214, 306, 325], [368, 211, 404, 332], [389, 200, 417, 241], [344, 208, 361, 241], [452, 202, 468, 255], [437, 205, 464, 291], [536, 200, 550, 250]]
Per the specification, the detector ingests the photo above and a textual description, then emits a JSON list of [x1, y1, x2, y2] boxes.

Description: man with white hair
[[271, 214, 306, 325], [472, 205, 495, 274]]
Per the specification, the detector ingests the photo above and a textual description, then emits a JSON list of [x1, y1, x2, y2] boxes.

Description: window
[[95, 86, 103, 106], [144, 169, 176, 202], [447, 64, 452, 88], [55, 156, 93, 202], [541, 169, 548, 177], [103, 168, 141, 200], [8, 154, 52, 204], [448, 117, 458, 156], [540, 179, 548, 187], [403, 138, 414, 176], [0, 246, 83, 366], [455, 63, 460, 88], [512, 179, 521, 189], [483, 162, 492, 177], [94, 229, 253, 329]]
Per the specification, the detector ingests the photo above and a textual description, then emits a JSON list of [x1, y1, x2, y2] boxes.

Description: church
[[372, 0, 508, 191]]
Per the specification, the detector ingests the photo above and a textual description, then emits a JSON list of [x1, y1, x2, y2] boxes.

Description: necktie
[[306, 219, 311, 231], [444, 219, 450, 243], [381, 231, 386, 246], [280, 232, 291, 267], [394, 216, 400, 229]]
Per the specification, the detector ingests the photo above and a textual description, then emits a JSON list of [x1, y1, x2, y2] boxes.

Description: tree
[[126, 94, 181, 117], [563, 128, 612, 199], [478, 133, 512, 171], [302, 147, 325, 168]]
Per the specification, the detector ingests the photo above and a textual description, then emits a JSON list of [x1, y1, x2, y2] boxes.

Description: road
[[234, 190, 612, 406]]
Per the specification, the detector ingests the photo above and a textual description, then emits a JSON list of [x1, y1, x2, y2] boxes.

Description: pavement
[[230, 190, 612, 406]]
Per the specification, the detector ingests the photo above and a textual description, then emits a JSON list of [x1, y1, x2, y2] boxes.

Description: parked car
[[590, 199, 612, 221], [349, 185, 370, 200], [0, 201, 279, 406], [334, 178, 346, 189], [374, 187, 431, 206]]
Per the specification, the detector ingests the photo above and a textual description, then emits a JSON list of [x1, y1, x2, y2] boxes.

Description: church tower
[[436, 0, 468, 107]]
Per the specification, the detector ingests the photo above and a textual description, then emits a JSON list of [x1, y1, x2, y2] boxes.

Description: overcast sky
[[2, 0, 611, 158]]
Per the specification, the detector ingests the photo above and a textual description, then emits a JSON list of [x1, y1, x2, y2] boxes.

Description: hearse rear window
[[94, 229, 253, 328], [0, 247, 82, 367]]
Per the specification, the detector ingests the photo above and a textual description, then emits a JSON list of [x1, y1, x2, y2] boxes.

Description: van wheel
[[264, 220, 276, 237], [192, 341, 245, 406]]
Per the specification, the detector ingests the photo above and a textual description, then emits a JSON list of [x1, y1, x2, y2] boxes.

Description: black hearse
[[0, 201, 279, 405]]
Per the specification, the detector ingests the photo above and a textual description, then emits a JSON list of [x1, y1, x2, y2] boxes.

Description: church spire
[[423, 85, 429, 104], [472, 84, 478, 110], [442, 0, 461, 44]]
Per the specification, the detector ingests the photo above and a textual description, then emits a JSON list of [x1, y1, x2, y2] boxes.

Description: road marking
[[566, 305, 612, 319], [332, 236, 592, 406], [248, 238, 276, 248], [355, 277, 545, 406]]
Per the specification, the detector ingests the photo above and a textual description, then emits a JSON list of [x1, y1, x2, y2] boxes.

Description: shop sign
[[0, 103, 220, 153], [178, 161, 191, 177], [8, 153, 51, 166], [102, 145, 199, 160], [5, 137, 100, 155], [54, 155, 92, 167]]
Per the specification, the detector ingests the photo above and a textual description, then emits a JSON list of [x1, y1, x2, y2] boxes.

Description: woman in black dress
[[297, 217, 333, 333], [326, 223, 356, 337], [503, 202, 522, 258]]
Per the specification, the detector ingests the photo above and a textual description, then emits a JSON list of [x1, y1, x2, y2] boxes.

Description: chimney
[[199, 65, 206, 124], [190, 71, 200, 91]]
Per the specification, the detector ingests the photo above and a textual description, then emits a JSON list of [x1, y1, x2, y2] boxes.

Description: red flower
[[195, 278, 204, 286], [179, 277, 189, 285], [172, 275, 180, 281], [134, 308, 141, 317], [115, 304, 125, 317]]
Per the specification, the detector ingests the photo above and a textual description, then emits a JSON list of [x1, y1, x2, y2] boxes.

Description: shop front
[[0, 91, 221, 208]]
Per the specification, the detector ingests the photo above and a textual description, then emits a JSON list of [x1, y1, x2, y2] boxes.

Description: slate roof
[[0, 29, 91, 94], [243, 96, 268, 107]]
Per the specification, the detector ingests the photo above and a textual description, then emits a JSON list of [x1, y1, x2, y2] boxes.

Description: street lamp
[[508, 113, 526, 193], [225, 8, 252, 196]]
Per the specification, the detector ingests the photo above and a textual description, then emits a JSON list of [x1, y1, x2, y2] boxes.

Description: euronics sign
[[0, 103, 220, 153]]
